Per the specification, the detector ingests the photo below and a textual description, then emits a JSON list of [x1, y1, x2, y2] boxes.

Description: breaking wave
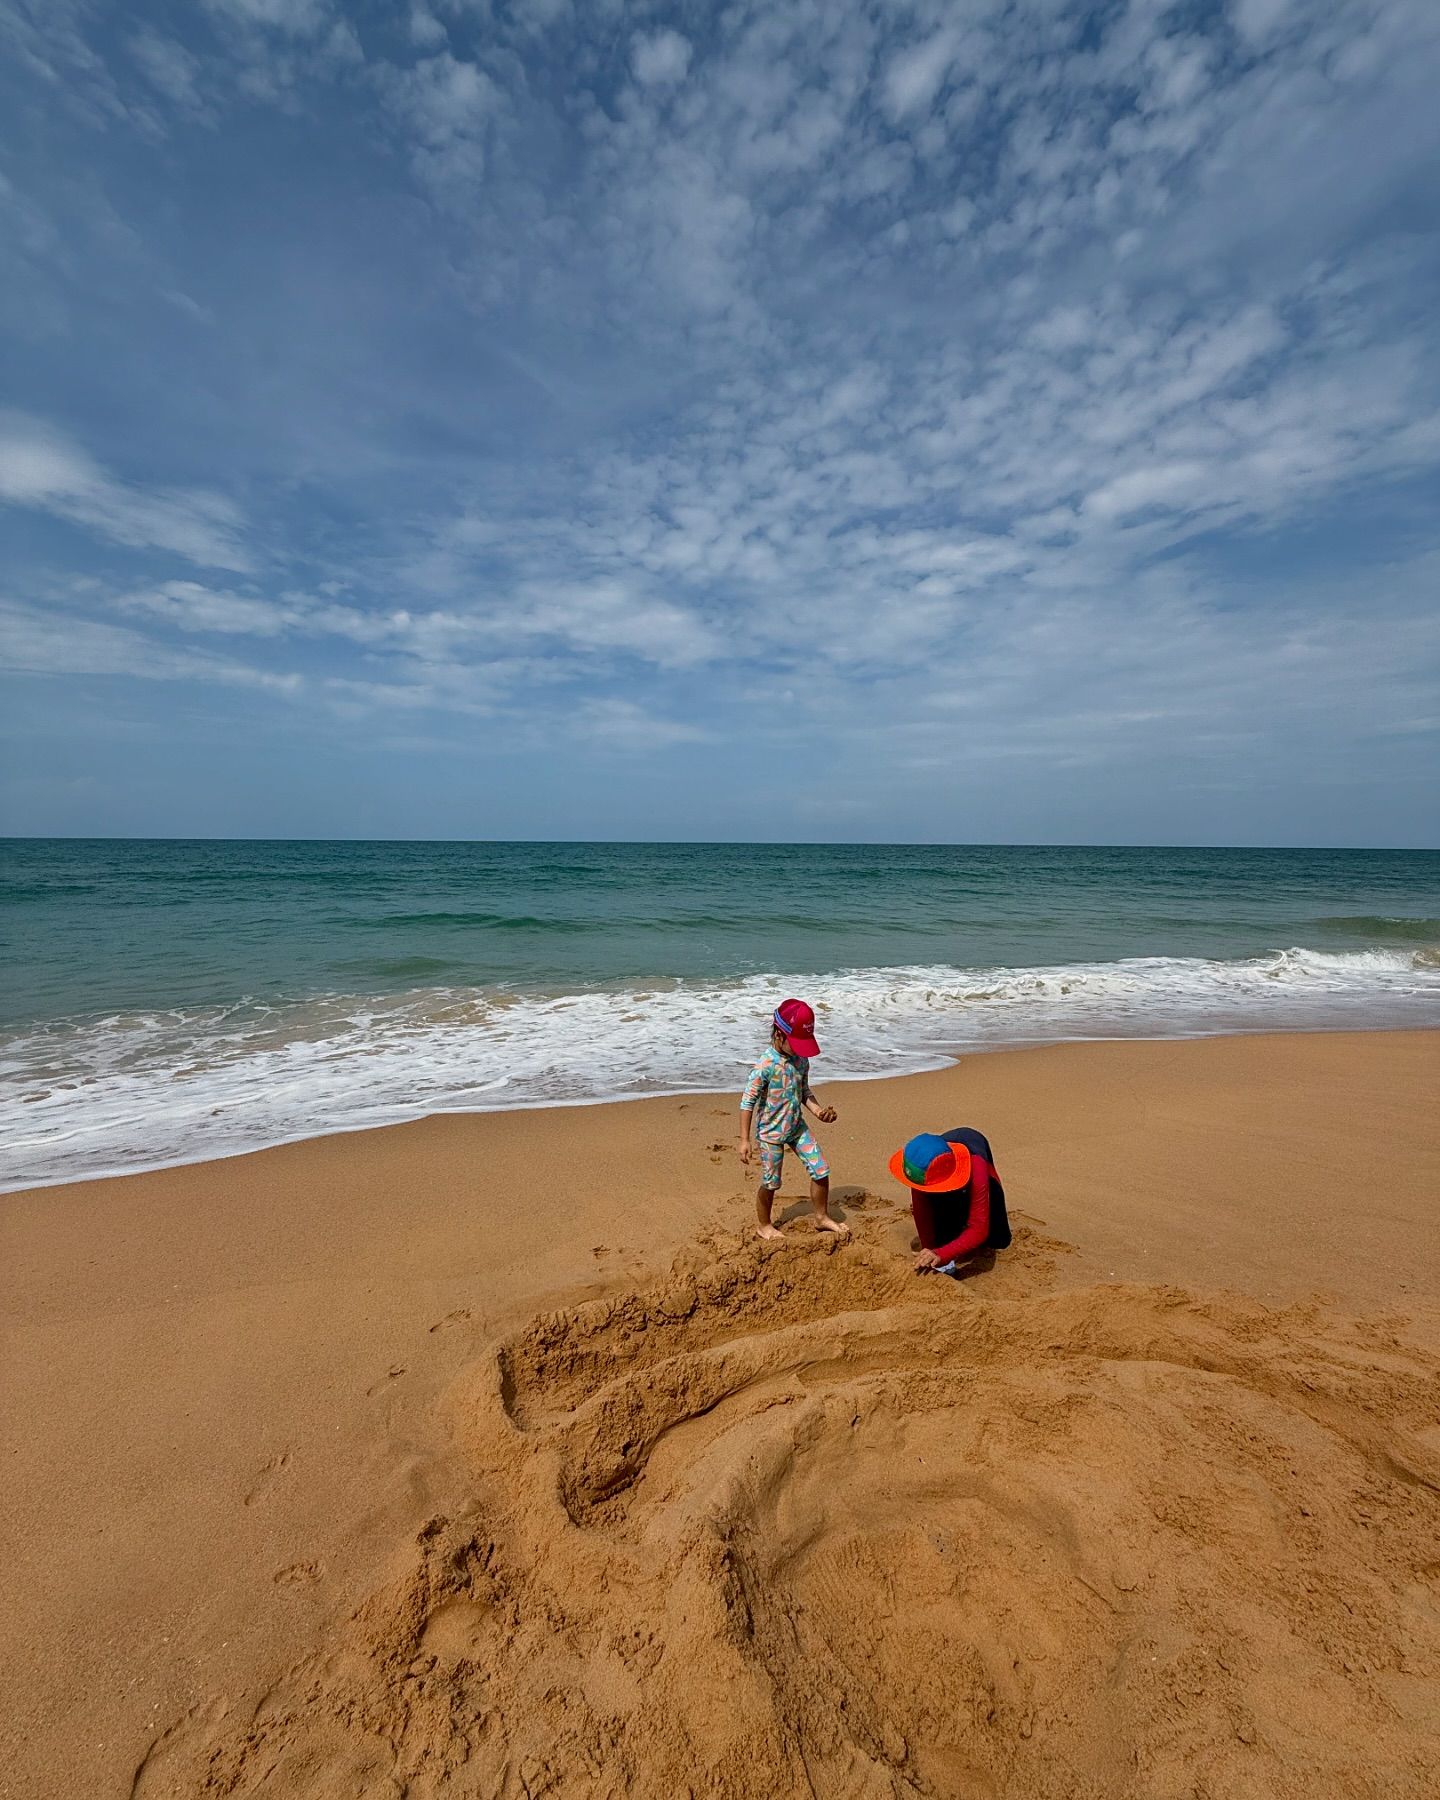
[[3, 945, 1438, 1190]]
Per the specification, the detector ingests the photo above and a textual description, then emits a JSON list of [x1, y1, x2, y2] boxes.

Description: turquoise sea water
[[3, 840, 1438, 1188]]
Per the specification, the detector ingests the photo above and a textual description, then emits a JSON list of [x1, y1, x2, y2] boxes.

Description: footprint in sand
[[428, 1309, 473, 1334], [366, 1364, 406, 1397], [273, 1559, 323, 1587], [243, 1450, 292, 1506], [591, 1244, 611, 1258]]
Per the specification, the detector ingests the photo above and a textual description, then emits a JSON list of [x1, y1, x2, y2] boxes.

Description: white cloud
[[1083, 461, 1212, 522], [880, 28, 956, 121], [1232, 0, 1293, 48], [128, 30, 206, 114], [514, 580, 718, 667], [0, 598, 300, 692], [631, 28, 692, 87], [0, 419, 94, 504], [2, 569, 722, 729], [408, 6, 446, 50], [573, 697, 708, 750], [397, 52, 497, 140], [160, 288, 216, 324], [509, 0, 573, 32], [0, 414, 251, 571], [379, 51, 503, 191], [116, 581, 294, 636], [203, 0, 335, 36]]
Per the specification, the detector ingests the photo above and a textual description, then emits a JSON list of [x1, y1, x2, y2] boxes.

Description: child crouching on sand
[[739, 998, 848, 1242]]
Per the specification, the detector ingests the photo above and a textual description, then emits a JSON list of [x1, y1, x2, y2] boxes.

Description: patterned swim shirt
[[740, 1044, 830, 1189], [740, 1044, 812, 1144]]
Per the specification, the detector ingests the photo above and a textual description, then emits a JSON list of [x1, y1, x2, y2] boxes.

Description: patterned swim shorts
[[757, 1127, 830, 1191]]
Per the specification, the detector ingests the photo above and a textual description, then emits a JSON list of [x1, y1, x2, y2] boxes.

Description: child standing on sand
[[739, 998, 848, 1242]]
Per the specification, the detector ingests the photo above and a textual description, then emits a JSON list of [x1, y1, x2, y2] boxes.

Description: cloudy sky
[[1, 0, 1437, 844]]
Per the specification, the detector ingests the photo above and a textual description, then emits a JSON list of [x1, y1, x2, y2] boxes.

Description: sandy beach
[[3, 1029, 1439, 1799], [10, 0, 1440, 1790]]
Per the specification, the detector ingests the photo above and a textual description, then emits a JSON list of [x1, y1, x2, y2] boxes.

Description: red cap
[[774, 998, 820, 1058]]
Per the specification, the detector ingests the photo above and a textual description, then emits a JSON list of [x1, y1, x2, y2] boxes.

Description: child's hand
[[817, 1105, 837, 1124], [914, 1248, 939, 1274], [738, 1138, 752, 1166]]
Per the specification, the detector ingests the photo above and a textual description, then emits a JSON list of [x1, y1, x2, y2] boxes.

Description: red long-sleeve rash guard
[[911, 1157, 992, 1264]]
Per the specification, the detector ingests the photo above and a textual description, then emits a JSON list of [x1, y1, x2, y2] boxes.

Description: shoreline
[[3, 1028, 1438, 1798], [5, 1015, 1437, 1197]]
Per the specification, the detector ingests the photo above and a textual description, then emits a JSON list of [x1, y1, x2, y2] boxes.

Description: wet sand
[[2, 1030, 1438, 1798]]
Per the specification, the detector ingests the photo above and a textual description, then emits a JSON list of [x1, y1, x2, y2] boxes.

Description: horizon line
[[4, 836, 1438, 854]]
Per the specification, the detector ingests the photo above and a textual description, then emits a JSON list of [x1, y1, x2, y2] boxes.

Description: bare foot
[[814, 1216, 850, 1237], [755, 1223, 784, 1242]]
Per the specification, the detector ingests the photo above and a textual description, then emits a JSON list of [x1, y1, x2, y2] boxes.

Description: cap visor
[[887, 1142, 972, 1192], [787, 1033, 820, 1057]]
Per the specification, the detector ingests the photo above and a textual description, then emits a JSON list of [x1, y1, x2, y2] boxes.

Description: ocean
[[3, 839, 1438, 1190]]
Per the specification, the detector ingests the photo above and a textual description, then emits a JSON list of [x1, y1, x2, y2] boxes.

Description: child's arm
[[802, 1067, 836, 1125], [738, 1061, 765, 1165], [915, 1159, 992, 1269], [738, 1107, 754, 1165]]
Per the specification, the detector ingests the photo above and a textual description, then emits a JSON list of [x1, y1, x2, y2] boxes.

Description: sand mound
[[134, 1230, 1440, 1800]]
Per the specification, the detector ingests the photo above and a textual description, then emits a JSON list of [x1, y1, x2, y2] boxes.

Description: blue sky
[[1, 0, 1437, 844]]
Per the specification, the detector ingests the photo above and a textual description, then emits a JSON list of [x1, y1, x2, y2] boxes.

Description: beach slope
[[2, 1031, 1438, 1798]]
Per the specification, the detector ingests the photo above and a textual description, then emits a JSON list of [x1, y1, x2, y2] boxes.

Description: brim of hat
[[887, 1142, 972, 1193], [783, 1031, 820, 1057]]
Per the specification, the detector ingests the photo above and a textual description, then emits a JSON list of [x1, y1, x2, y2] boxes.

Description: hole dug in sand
[[134, 1237, 1440, 1799]]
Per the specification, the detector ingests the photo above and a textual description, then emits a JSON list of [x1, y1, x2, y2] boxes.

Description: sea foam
[[3, 945, 1438, 1190]]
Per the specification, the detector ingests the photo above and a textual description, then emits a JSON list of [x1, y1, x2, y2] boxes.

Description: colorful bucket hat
[[774, 997, 820, 1058], [888, 1131, 972, 1193]]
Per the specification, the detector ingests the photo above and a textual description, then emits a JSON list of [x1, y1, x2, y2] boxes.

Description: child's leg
[[809, 1174, 847, 1235], [755, 1140, 784, 1240], [796, 1130, 848, 1237]]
